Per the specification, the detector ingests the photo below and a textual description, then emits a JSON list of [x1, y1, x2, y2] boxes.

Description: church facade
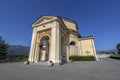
[[28, 15, 97, 64]]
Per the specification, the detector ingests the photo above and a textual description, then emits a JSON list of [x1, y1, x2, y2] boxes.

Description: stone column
[[49, 26, 56, 62], [55, 22, 61, 63], [46, 42, 49, 61], [34, 44, 40, 63], [50, 21, 61, 64], [66, 35, 70, 62], [28, 28, 37, 62]]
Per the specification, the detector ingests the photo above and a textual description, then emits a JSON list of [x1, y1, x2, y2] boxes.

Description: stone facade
[[28, 15, 98, 64]]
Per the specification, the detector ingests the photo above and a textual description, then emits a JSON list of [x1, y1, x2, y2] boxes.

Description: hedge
[[69, 55, 95, 61]]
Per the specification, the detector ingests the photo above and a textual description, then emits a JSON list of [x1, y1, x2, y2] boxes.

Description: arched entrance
[[39, 36, 50, 61], [70, 41, 76, 46]]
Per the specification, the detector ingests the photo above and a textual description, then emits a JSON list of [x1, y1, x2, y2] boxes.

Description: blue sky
[[0, 0, 120, 50]]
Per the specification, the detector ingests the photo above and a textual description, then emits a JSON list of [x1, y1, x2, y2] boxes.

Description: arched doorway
[[69, 41, 78, 56], [39, 36, 50, 61], [70, 41, 76, 46]]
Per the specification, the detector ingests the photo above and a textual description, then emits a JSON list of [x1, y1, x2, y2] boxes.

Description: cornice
[[79, 35, 94, 40]]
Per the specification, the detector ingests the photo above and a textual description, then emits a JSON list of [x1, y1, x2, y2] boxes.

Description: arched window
[[69, 41, 76, 46]]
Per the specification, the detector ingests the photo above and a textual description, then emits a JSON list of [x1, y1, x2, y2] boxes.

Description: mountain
[[7, 45, 116, 55], [7, 45, 30, 56], [96, 49, 116, 54], [108, 49, 116, 52]]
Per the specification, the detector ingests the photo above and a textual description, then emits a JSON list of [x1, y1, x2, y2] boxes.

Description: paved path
[[0, 58, 120, 80]]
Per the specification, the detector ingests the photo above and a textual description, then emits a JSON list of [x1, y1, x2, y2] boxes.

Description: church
[[28, 15, 97, 64]]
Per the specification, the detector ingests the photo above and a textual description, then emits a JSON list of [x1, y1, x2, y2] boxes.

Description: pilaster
[[50, 21, 61, 63], [28, 28, 37, 62], [66, 35, 70, 62], [34, 44, 40, 63], [55, 22, 61, 63], [49, 26, 56, 62]]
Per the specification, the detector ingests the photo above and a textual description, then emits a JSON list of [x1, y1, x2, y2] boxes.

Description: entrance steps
[[30, 61, 48, 65]]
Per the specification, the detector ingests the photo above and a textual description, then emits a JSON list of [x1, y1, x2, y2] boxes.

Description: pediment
[[32, 16, 57, 27]]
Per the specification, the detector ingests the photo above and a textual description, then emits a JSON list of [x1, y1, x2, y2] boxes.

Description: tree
[[116, 43, 120, 54], [0, 36, 8, 59]]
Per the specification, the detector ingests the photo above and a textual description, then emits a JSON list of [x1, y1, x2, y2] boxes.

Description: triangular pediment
[[32, 15, 58, 27]]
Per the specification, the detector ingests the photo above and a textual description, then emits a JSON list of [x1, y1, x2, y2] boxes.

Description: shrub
[[116, 43, 120, 54], [69, 55, 80, 61], [0, 55, 28, 63], [69, 55, 95, 61]]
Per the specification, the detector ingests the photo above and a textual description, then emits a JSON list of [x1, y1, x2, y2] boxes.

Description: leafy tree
[[116, 43, 120, 54], [0, 36, 8, 59]]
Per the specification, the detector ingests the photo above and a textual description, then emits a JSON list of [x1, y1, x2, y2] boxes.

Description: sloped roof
[[31, 15, 77, 28], [31, 15, 58, 27], [31, 15, 80, 37]]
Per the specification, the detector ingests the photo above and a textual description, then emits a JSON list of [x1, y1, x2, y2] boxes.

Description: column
[[34, 44, 40, 63], [28, 28, 37, 62], [66, 35, 70, 62], [49, 27, 56, 62], [55, 23, 61, 63], [50, 22, 61, 63]]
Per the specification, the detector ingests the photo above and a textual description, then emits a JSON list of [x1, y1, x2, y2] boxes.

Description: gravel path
[[0, 58, 120, 80]]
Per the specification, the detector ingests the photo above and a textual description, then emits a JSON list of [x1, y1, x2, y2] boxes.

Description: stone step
[[30, 61, 48, 65]]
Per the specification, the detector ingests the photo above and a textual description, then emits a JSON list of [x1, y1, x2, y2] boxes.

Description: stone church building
[[28, 15, 97, 64]]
